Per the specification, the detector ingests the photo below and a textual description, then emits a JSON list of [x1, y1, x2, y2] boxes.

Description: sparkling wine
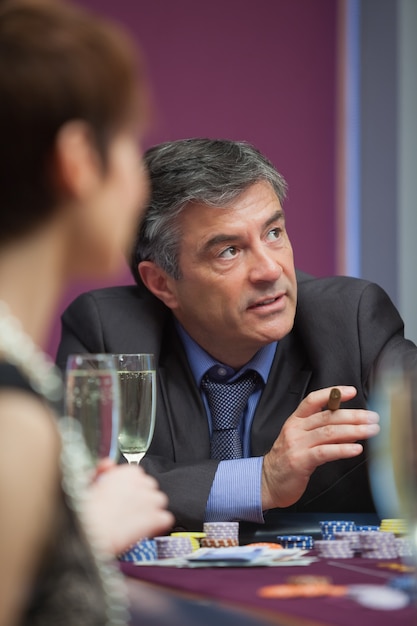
[[117, 370, 156, 464], [65, 367, 119, 462]]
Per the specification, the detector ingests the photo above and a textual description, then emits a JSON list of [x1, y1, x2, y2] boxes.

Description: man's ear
[[52, 121, 101, 200], [139, 261, 179, 310]]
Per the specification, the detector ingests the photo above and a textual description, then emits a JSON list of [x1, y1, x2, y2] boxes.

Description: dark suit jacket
[[56, 271, 417, 529]]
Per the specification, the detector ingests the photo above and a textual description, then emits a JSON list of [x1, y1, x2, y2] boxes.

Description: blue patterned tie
[[201, 371, 260, 460]]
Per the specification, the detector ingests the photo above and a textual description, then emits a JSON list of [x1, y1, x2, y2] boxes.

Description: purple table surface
[[121, 556, 417, 626]]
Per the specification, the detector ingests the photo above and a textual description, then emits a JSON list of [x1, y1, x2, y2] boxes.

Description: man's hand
[[261, 386, 380, 509]]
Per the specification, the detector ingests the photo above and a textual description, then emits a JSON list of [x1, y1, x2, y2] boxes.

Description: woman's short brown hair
[[0, 0, 147, 243]]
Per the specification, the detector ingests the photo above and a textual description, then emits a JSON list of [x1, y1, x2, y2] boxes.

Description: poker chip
[[276, 535, 314, 550], [319, 520, 356, 540], [359, 531, 398, 559], [202, 521, 239, 547], [379, 519, 409, 536], [333, 531, 362, 551], [394, 537, 414, 558], [246, 542, 283, 550], [359, 531, 396, 546], [171, 532, 206, 551], [356, 525, 380, 532], [319, 520, 356, 528], [154, 535, 194, 559], [258, 583, 347, 599], [348, 584, 410, 610], [315, 539, 354, 559], [388, 574, 416, 594], [200, 537, 239, 548], [287, 575, 331, 585], [203, 522, 239, 537], [118, 538, 157, 563]]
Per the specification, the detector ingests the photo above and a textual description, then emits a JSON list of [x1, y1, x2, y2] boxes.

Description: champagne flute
[[369, 356, 417, 568], [65, 354, 120, 463], [113, 353, 156, 464]]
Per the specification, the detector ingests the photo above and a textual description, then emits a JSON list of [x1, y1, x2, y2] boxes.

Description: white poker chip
[[361, 551, 398, 559], [203, 522, 239, 529], [333, 532, 362, 550], [203, 525, 239, 539], [154, 536, 193, 558], [349, 585, 410, 610]]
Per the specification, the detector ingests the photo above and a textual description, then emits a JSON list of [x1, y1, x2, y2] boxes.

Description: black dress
[[0, 361, 128, 626]]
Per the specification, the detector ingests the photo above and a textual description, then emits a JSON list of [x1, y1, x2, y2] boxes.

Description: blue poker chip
[[319, 520, 356, 526], [276, 535, 313, 541], [277, 535, 314, 550], [118, 539, 157, 563], [319, 521, 356, 531], [356, 525, 380, 532], [388, 575, 417, 594]]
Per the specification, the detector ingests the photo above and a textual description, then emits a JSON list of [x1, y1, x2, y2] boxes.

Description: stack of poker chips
[[333, 531, 362, 552], [154, 535, 194, 559], [379, 518, 409, 536], [319, 520, 356, 540], [359, 531, 398, 559], [118, 538, 157, 563], [201, 522, 239, 548], [333, 526, 379, 553], [314, 539, 354, 559], [394, 537, 414, 558], [170, 531, 206, 551], [276, 535, 314, 550]]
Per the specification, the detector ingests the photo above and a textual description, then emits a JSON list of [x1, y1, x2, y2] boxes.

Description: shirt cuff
[[204, 456, 265, 523]]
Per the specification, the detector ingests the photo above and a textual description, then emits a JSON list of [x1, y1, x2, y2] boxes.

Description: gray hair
[[130, 138, 287, 283]]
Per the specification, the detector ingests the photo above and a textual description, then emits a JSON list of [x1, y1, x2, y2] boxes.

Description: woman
[[0, 1, 173, 624]]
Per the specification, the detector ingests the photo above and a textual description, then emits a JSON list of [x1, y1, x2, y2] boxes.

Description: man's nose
[[248, 247, 282, 283]]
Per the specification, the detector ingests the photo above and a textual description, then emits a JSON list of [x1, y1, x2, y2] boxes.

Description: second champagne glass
[[114, 353, 156, 464], [65, 353, 120, 463]]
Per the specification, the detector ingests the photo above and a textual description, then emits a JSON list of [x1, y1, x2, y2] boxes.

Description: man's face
[[165, 181, 297, 368]]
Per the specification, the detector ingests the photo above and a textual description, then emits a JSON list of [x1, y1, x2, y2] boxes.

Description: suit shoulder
[[61, 283, 167, 329], [295, 274, 399, 333], [297, 273, 379, 302], [70, 284, 145, 306]]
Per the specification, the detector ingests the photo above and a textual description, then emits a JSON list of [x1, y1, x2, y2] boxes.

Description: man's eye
[[219, 246, 238, 259], [266, 227, 282, 241]]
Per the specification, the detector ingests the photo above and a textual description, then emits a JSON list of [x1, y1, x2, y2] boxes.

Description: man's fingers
[[304, 409, 380, 431], [311, 442, 364, 466], [296, 386, 357, 418], [308, 422, 380, 446]]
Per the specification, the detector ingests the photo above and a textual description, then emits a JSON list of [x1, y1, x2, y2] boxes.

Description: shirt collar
[[175, 320, 277, 386]]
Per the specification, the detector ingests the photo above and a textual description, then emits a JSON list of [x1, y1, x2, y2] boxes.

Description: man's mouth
[[247, 294, 284, 309], [253, 297, 278, 307]]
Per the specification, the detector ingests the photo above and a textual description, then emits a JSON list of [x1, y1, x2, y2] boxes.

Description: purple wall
[[48, 0, 337, 357]]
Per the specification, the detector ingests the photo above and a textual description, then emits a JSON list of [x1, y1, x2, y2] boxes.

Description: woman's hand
[[83, 459, 174, 556]]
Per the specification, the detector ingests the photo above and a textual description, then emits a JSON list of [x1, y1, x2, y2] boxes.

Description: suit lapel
[[158, 323, 211, 461], [250, 330, 312, 456]]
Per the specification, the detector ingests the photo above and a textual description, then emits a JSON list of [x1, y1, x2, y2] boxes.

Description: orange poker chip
[[287, 575, 331, 586], [246, 542, 283, 550], [258, 584, 347, 599]]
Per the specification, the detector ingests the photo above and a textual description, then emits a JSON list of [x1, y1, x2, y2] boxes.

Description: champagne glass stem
[[122, 452, 146, 465]]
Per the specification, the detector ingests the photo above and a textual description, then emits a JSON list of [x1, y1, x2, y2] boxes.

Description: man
[[57, 138, 417, 532]]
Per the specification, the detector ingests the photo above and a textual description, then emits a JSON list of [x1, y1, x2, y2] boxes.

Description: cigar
[[327, 388, 341, 411]]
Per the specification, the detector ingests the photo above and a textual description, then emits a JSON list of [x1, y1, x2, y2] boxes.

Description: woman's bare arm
[[0, 391, 61, 626]]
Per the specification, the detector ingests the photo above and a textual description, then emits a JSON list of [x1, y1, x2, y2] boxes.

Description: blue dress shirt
[[175, 322, 277, 523]]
